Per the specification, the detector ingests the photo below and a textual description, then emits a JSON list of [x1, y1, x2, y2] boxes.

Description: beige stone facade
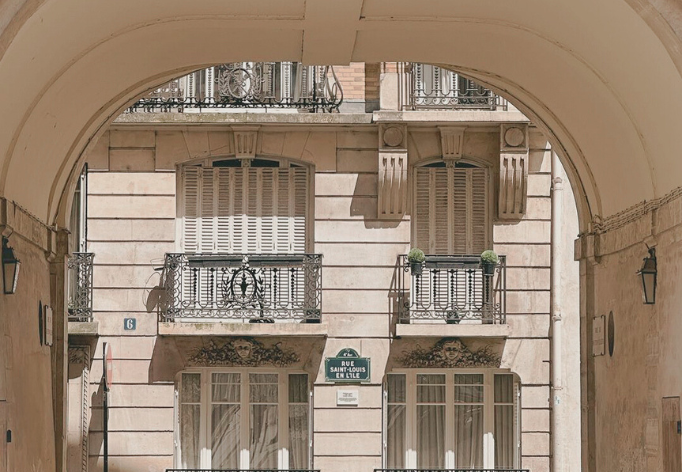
[[61, 71, 581, 472]]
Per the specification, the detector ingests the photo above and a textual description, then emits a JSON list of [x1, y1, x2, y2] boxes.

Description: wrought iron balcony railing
[[161, 253, 322, 323], [397, 254, 507, 324], [67, 252, 95, 322], [375, 468, 528, 472], [399, 63, 507, 111], [167, 470, 320, 472], [129, 62, 343, 113]]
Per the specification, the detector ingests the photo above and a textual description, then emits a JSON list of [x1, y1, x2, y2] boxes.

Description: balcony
[[67, 252, 94, 322], [161, 253, 323, 329], [376, 469, 528, 472], [399, 63, 508, 111], [396, 254, 508, 337], [167, 470, 320, 472], [128, 62, 343, 113]]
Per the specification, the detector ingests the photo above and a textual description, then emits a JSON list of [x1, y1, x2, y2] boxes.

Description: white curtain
[[179, 373, 201, 468], [250, 374, 279, 469], [211, 373, 241, 469], [387, 374, 406, 469], [494, 374, 515, 468], [416, 374, 446, 468], [288, 374, 309, 469], [454, 374, 484, 468]]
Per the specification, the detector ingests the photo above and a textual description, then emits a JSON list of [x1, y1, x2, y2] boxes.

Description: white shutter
[[182, 166, 200, 253], [260, 169, 275, 254], [216, 169, 232, 253], [277, 169, 291, 253], [414, 168, 431, 252], [200, 168, 216, 253], [292, 167, 308, 254], [233, 168, 245, 254]]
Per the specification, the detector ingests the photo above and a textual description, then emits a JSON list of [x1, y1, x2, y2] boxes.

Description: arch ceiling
[[0, 0, 680, 227]]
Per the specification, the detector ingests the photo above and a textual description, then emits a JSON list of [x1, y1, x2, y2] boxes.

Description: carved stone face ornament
[[397, 337, 501, 368], [441, 339, 465, 361], [233, 339, 253, 359]]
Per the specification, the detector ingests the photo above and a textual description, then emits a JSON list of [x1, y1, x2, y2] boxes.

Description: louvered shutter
[[200, 168, 216, 253], [216, 169, 232, 253], [470, 168, 489, 254], [292, 167, 308, 254], [182, 166, 200, 252], [413, 165, 489, 254], [260, 168, 275, 253]]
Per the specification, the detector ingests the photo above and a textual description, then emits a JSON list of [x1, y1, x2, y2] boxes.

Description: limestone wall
[[76, 125, 580, 472]]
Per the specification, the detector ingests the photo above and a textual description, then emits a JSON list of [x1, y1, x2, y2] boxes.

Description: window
[[177, 371, 311, 469], [385, 371, 519, 469], [179, 158, 310, 254], [413, 163, 489, 254]]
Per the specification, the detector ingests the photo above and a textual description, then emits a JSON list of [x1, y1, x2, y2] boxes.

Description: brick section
[[333, 62, 366, 100], [365, 63, 381, 102]]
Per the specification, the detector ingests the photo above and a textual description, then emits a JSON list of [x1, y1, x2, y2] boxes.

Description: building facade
[[65, 63, 580, 472]]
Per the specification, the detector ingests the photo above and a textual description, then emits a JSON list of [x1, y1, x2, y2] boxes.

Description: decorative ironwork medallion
[[189, 337, 300, 367], [397, 337, 500, 368], [221, 256, 264, 309]]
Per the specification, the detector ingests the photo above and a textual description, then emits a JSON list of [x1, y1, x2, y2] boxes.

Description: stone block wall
[[76, 125, 580, 472]]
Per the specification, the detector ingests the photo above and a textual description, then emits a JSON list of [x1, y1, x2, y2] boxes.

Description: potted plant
[[407, 248, 426, 276], [480, 249, 499, 275]]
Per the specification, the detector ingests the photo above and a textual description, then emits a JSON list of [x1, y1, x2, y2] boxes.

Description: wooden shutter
[[183, 163, 309, 255], [413, 165, 489, 254], [181, 166, 200, 252]]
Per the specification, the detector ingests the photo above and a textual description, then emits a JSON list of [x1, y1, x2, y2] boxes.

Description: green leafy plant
[[407, 248, 426, 263], [480, 250, 499, 264]]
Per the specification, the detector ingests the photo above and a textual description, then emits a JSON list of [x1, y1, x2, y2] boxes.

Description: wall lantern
[[2, 237, 20, 295], [637, 247, 657, 305]]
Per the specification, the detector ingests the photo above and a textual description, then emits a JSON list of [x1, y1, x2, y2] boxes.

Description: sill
[[395, 323, 510, 338], [158, 321, 328, 337], [67, 321, 99, 337]]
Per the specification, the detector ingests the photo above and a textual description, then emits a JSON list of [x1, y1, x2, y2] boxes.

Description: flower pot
[[410, 261, 423, 276], [481, 262, 496, 275]]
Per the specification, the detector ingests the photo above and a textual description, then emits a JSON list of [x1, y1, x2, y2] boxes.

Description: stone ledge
[[395, 323, 511, 338], [68, 321, 99, 337], [374, 110, 530, 123], [158, 321, 328, 337]]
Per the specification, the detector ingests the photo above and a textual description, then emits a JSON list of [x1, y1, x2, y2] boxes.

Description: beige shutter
[[470, 168, 489, 253], [182, 166, 200, 252], [276, 169, 291, 253], [200, 167, 216, 253], [260, 168, 275, 253], [216, 168, 232, 253], [451, 168, 468, 254], [414, 167, 431, 253], [292, 167, 308, 254]]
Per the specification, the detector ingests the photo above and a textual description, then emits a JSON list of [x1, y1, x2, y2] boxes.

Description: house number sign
[[325, 348, 370, 383]]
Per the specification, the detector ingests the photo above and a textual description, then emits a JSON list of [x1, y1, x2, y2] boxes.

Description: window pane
[[387, 374, 406, 403], [417, 374, 445, 403], [495, 405, 515, 468], [179, 404, 200, 468], [289, 404, 309, 469], [250, 404, 279, 469], [454, 373, 484, 385], [454, 405, 484, 468], [211, 404, 240, 469], [495, 374, 514, 403], [455, 385, 484, 403], [289, 374, 309, 403], [181, 373, 201, 403], [417, 405, 445, 468], [387, 405, 406, 469], [250, 373, 278, 403], [212, 372, 240, 403]]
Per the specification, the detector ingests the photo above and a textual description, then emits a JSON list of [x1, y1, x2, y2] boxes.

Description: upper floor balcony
[[128, 62, 343, 113], [396, 254, 507, 335], [160, 253, 322, 326], [398, 63, 508, 111], [67, 252, 94, 323]]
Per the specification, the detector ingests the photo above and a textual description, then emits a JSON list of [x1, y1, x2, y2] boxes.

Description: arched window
[[179, 157, 311, 254], [413, 161, 490, 254]]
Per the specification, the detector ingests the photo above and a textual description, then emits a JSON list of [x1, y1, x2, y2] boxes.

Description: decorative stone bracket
[[378, 124, 408, 219], [439, 126, 466, 162], [233, 126, 260, 160], [498, 123, 529, 220]]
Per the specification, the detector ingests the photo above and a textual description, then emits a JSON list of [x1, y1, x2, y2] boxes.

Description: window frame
[[174, 367, 314, 470], [383, 368, 520, 470], [410, 158, 494, 255], [175, 156, 315, 254]]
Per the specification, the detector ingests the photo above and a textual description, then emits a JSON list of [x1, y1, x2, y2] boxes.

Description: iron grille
[[67, 252, 95, 322], [397, 254, 506, 324], [402, 63, 507, 111], [129, 62, 343, 113], [375, 469, 528, 472], [161, 253, 322, 323], [167, 470, 320, 472]]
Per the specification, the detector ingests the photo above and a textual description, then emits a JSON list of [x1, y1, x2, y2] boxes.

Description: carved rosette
[[498, 123, 529, 220], [397, 337, 501, 368]]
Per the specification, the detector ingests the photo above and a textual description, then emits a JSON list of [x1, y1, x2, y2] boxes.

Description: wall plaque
[[593, 315, 605, 357], [325, 348, 370, 383], [337, 389, 359, 406]]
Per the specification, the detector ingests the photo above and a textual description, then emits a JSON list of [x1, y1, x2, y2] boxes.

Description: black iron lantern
[[637, 247, 657, 305], [2, 237, 20, 295]]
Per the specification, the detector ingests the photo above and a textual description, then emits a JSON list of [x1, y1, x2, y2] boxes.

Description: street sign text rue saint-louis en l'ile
[[325, 348, 371, 383]]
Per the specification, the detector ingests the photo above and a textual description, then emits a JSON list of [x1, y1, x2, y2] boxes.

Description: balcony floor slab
[[68, 321, 99, 337], [396, 323, 510, 338], [159, 321, 328, 337]]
